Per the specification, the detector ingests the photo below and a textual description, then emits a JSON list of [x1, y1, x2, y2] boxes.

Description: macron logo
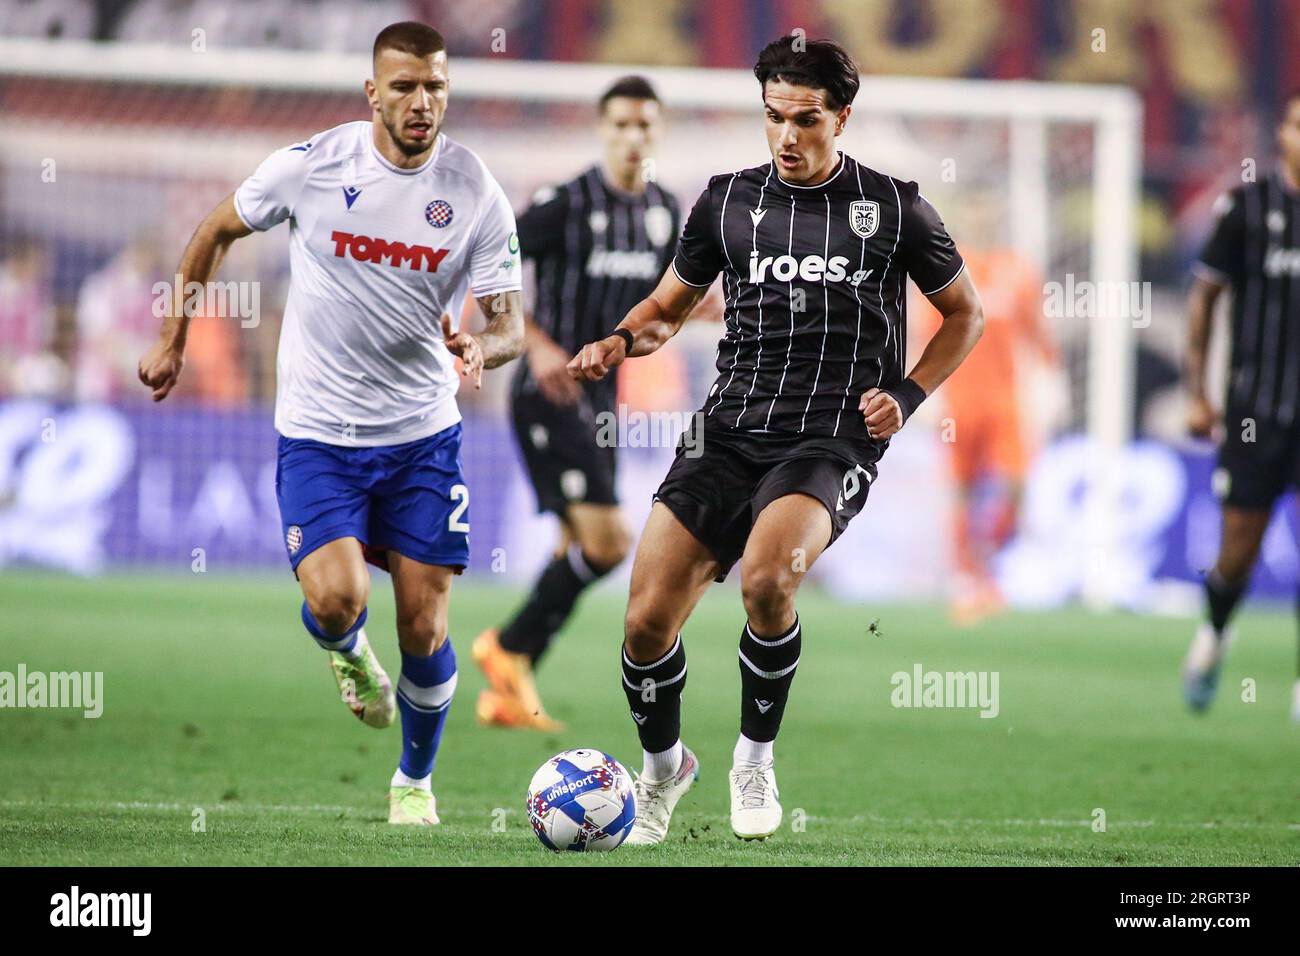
[[330, 231, 449, 272], [755, 699, 774, 714], [750, 207, 767, 229], [50, 886, 151, 936], [342, 186, 362, 210]]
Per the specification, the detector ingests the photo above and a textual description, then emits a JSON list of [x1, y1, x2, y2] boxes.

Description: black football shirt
[[672, 151, 965, 447], [511, 166, 681, 411], [1196, 171, 1300, 427]]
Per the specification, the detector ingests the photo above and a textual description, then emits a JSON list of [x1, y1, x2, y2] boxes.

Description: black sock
[[500, 545, 614, 665], [739, 616, 802, 742], [621, 635, 686, 754], [1204, 569, 1245, 637]]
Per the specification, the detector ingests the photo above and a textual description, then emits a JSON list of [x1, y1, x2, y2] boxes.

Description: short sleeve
[[515, 185, 569, 262], [233, 144, 311, 232], [1194, 189, 1245, 286], [900, 186, 965, 296], [469, 179, 523, 297], [671, 184, 725, 287]]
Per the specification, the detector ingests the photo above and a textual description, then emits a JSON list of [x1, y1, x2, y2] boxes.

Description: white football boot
[[1290, 680, 1300, 724], [623, 746, 699, 846], [729, 761, 782, 840], [388, 786, 439, 825], [1182, 622, 1233, 713]]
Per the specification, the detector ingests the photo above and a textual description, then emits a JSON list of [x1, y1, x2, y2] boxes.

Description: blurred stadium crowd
[[1, 0, 1293, 415], [1, 0, 1296, 606]]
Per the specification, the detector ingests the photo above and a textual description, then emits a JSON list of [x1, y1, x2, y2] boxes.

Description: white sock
[[643, 740, 683, 782], [341, 628, 367, 661], [390, 767, 431, 791], [733, 733, 773, 767]]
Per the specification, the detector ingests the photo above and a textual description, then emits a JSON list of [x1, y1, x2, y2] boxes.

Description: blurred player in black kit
[[1183, 89, 1300, 721], [473, 77, 681, 731]]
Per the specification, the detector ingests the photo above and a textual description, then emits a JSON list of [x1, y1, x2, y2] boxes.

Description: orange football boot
[[471, 629, 564, 731]]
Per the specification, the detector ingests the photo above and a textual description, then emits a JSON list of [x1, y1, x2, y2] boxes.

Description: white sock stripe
[[566, 544, 597, 583], [621, 634, 682, 672], [739, 649, 800, 680], [396, 671, 458, 711], [313, 631, 359, 652], [396, 689, 453, 715], [744, 619, 801, 647], [621, 663, 687, 692]]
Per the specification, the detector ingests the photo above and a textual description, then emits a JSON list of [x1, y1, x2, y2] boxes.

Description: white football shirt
[[234, 121, 522, 446]]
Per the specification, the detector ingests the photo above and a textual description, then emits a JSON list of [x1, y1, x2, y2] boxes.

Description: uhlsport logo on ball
[[525, 749, 636, 852]]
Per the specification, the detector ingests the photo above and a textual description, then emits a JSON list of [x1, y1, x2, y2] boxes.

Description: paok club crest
[[850, 200, 879, 239]]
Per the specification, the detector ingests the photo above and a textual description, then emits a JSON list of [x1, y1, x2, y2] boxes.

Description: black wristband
[[883, 378, 927, 423], [609, 328, 634, 354]]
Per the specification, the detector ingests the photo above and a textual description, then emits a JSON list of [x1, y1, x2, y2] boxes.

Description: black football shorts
[[653, 419, 881, 581], [511, 390, 618, 516], [1214, 409, 1300, 510]]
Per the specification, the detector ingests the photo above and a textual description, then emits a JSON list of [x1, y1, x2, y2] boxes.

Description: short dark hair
[[753, 35, 860, 111], [599, 75, 660, 114], [373, 21, 445, 66]]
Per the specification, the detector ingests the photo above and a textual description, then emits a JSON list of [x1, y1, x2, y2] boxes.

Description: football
[[525, 749, 637, 851]]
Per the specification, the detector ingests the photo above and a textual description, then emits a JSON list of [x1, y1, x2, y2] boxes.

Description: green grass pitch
[[1, 570, 1296, 866]]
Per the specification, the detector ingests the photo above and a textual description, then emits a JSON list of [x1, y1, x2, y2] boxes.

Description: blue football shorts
[[275, 422, 471, 573]]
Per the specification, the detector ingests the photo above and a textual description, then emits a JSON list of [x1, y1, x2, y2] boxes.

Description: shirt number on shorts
[[842, 463, 872, 501], [836, 463, 872, 511], [449, 484, 470, 533]]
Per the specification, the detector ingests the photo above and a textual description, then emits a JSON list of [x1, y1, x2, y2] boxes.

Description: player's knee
[[307, 587, 368, 636], [574, 516, 632, 570], [623, 603, 676, 663], [582, 531, 631, 571], [741, 565, 797, 627], [396, 610, 447, 655]]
